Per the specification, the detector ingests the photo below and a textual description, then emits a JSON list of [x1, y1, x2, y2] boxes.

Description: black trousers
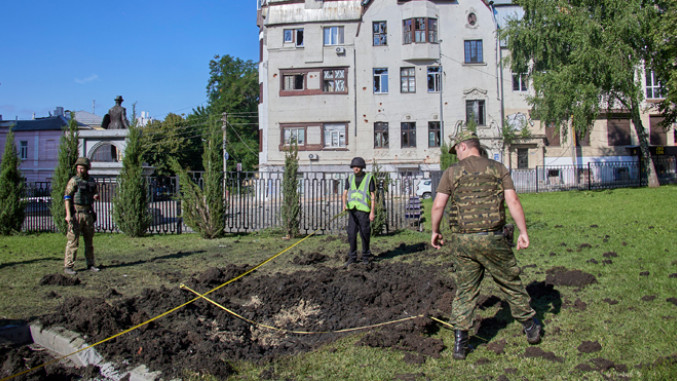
[[347, 209, 371, 260]]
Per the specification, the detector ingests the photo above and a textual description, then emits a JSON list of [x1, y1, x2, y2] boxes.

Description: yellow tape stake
[[429, 316, 489, 343], [181, 283, 423, 335], [2, 211, 348, 381]]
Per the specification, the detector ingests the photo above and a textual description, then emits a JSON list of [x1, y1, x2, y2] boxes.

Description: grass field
[[1, 186, 677, 380]]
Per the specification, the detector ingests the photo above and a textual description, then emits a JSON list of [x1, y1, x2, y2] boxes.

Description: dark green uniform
[[437, 155, 535, 331], [64, 175, 98, 269]]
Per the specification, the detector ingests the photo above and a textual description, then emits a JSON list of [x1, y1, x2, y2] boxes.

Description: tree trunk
[[630, 98, 660, 188]]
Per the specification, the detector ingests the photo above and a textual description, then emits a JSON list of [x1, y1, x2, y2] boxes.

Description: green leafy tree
[[50, 113, 80, 234], [0, 129, 26, 235], [172, 117, 225, 239], [193, 55, 259, 172], [113, 124, 152, 237], [281, 141, 300, 238], [370, 159, 389, 236], [440, 139, 458, 171], [503, 0, 662, 187], [141, 113, 190, 175], [648, 0, 677, 128]]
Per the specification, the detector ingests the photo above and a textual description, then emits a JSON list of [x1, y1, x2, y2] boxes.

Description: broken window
[[283, 28, 304, 47], [374, 122, 389, 148], [400, 67, 415, 93], [283, 73, 305, 91], [401, 122, 416, 148], [403, 18, 437, 44], [373, 21, 387, 46], [324, 124, 347, 148], [428, 121, 440, 147], [466, 100, 486, 126], [427, 66, 441, 92], [323, 69, 346, 93], [373, 68, 389, 94], [283, 127, 305, 146]]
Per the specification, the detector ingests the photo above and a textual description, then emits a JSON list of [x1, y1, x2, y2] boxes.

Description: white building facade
[[257, 0, 505, 176]]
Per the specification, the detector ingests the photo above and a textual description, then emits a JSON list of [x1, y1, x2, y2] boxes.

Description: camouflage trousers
[[448, 232, 535, 331], [64, 211, 95, 269]]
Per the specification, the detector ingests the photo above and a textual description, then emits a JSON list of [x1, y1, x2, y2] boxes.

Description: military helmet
[[115, 95, 124, 102], [74, 157, 91, 169], [449, 130, 479, 154], [350, 157, 366, 168]]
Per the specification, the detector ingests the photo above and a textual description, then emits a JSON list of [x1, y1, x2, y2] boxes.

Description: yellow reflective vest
[[347, 173, 372, 212]]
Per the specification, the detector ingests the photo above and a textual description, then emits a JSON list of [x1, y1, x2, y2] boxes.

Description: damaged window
[[323, 69, 346, 93]]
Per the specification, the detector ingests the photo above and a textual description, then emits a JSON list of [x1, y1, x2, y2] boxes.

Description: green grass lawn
[[1, 186, 677, 380]]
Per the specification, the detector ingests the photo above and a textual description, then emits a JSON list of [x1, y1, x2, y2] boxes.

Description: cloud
[[74, 74, 100, 84]]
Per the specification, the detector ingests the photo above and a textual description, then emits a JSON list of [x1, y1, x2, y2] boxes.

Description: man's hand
[[65, 215, 71, 224], [431, 232, 444, 249], [516, 232, 529, 250], [369, 210, 375, 222]]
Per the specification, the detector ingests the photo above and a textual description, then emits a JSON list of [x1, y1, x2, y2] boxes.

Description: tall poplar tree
[[503, 0, 663, 187], [50, 112, 80, 234], [113, 123, 152, 237], [0, 129, 26, 235], [281, 141, 300, 238]]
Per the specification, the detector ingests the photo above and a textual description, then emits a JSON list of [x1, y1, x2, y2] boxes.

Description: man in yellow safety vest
[[342, 157, 376, 266]]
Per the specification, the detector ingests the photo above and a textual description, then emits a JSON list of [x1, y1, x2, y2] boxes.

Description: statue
[[102, 95, 130, 129]]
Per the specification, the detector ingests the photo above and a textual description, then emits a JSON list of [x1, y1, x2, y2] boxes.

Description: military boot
[[452, 330, 469, 360], [522, 317, 542, 344]]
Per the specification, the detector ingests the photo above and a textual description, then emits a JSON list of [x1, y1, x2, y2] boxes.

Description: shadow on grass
[[376, 242, 428, 261], [0, 257, 62, 270], [469, 281, 562, 349], [104, 250, 206, 270]]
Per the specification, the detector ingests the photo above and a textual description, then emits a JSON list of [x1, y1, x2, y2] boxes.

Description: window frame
[[400, 67, 416, 93], [464, 40, 484, 64], [323, 68, 347, 93], [373, 68, 389, 94], [283, 28, 304, 47], [323, 26, 345, 46], [401, 122, 417, 148], [427, 66, 441, 93], [374, 122, 389, 149], [19, 140, 28, 160], [645, 70, 664, 99], [403, 17, 437, 44], [323, 123, 348, 149], [282, 126, 307, 147], [512, 73, 528, 91], [465, 100, 486, 126], [280, 67, 349, 96], [428, 121, 441, 148], [373, 21, 387, 46]]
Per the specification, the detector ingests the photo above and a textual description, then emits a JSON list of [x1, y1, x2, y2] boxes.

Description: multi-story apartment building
[[257, 0, 675, 176]]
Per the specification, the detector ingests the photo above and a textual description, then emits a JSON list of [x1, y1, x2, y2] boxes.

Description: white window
[[323, 69, 346, 93], [324, 124, 347, 148], [283, 73, 305, 91], [373, 21, 387, 46], [374, 122, 389, 148], [283, 28, 304, 47], [400, 67, 415, 93], [283, 127, 305, 146], [323, 26, 344, 46], [373, 68, 389, 94], [466, 100, 486, 126], [19, 141, 28, 160], [427, 66, 441, 92], [646, 70, 664, 99]]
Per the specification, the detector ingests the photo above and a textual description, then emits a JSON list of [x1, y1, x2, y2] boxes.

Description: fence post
[[175, 174, 182, 234], [535, 166, 539, 193], [588, 162, 591, 190]]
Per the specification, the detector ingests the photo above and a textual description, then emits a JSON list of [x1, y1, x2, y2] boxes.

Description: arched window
[[91, 143, 119, 162]]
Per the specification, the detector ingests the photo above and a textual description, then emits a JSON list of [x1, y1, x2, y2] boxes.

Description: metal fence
[[22, 172, 429, 235], [21, 155, 676, 235]]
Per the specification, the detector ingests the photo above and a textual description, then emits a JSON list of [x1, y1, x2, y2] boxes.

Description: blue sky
[[1, 1, 259, 122]]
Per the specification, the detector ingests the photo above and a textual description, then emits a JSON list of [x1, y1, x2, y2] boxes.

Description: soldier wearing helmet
[[342, 157, 376, 266], [63, 157, 100, 275], [430, 131, 541, 360]]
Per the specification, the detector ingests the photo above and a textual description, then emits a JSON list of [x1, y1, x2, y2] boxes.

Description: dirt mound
[[38, 274, 81, 286], [577, 340, 602, 353], [545, 267, 597, 288], [38, 262, 455, 379], [291, 251, 328, 265]]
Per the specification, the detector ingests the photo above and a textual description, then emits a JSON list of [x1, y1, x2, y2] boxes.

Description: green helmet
[[74, 157, 91, 169], [448, 130, 479, 154]]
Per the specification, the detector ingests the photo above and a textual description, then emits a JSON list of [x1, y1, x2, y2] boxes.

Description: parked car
[[416, 179, 432, 199]]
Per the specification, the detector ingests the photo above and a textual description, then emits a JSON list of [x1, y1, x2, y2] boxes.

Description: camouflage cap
[[74, 157, 91, 169], [449, 130, 479, 154]]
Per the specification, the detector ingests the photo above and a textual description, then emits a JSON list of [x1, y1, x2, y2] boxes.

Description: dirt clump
[[38, 274, 81, 286], [35, 261, 455, 379], [545, 267, 597, 288], [577, 340, 602, 353], [291, 251, 327, 265], [523, 346, 564, 362]]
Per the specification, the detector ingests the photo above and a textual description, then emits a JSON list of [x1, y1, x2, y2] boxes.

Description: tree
[[0, 129, 26, 235], [370, 159, 389, 236], [50, 112, 80, 234], [280, 141, 300, 238], [172, 117, 225, 239], [504, 0, 662, 187], [141, 113, 190, 175], [648, 0, 677, 127], [113, 123, 152, 237], [194, 55, 259, 172], [440, 139, 458, 171]]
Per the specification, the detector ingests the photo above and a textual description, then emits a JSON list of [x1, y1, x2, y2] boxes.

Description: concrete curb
[[29, 322, 161, 381]]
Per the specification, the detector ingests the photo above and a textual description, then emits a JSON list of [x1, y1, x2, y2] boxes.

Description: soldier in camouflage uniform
[[430, 131, 541, 360], [63, 157, 100, 275]]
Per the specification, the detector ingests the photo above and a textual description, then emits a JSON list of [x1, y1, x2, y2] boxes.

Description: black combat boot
[[453, 330, 469, 360], [522, 317, 542, 344]]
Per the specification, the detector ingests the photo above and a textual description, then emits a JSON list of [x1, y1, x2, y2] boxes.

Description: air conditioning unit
[[308, 154, 319, 160], [335, 46, 346, 55]]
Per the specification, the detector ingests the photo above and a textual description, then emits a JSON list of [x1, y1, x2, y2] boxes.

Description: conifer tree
[[370, 159, 389, 236], [172, 117, 225, 239], [113, 123, 151, 237], [50, 112, 80, 234], [0, 129, 26, 235], [280, 141, 300, 238]]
